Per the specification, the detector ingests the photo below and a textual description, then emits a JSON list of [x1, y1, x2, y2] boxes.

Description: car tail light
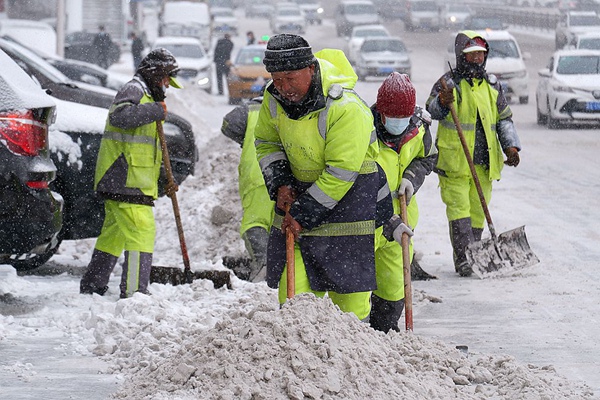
[[0, 109, 48, 157]]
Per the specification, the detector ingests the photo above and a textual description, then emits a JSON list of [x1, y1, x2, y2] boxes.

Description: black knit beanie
[[263, 34, 316, 73]]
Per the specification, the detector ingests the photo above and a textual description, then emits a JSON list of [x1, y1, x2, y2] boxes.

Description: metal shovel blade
[[466, 226, 540, 279]]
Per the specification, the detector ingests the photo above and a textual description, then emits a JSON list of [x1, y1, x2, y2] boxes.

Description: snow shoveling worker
[[80, 48, 182, 299], [370, 72, 438, 333], [254, 34, 411, 321], [221, 92, 274, 282], [425, 30, 521, 277]]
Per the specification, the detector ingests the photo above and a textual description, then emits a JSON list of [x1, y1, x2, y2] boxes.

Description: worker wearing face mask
[[370, 72, 438, 333]]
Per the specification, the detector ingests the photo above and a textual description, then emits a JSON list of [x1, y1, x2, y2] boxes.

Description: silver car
[[355, 36, 411, 80]]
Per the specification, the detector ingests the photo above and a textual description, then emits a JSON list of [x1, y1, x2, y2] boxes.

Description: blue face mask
[[384, 116, 411, 135]]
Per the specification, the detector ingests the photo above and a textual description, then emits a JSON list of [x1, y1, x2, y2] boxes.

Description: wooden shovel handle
[[399, 194, 413, 331], [157, 122, 191, 271], [440, 80, 496, 238], [284, 204, 295, 299]]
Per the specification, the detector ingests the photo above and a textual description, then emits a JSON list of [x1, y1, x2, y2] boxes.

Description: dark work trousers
[[215, 63, 229, 95]]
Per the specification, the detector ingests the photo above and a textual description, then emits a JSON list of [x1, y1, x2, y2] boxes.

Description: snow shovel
[[284, 204, 295, 299], [441, 80, 539, 278], [399, 194, 413, 331], [149, 122, 232, 289]]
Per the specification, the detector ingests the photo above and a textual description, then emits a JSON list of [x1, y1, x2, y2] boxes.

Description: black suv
[[0, 49, 64, 270]]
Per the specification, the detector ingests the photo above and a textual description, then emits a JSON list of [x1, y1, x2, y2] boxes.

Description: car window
[[346, 4, 376, 14], [578, 38, 600, 50], [355, 29, 388, 37], [161, 44, 205, 58], [362, 39, 406, 53], [411, 1, 437, 11], [0, 40, 69, 83], [448, 5, 471, 13], [557, 55, 600, 74], [235, 48, 266, 64], [570, 15, 600, 26], [279, 8, 301, 16], [488, 39, 520, 59]]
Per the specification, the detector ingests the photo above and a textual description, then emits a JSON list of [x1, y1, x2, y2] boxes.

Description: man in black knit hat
[[254, 34, 412, 321]]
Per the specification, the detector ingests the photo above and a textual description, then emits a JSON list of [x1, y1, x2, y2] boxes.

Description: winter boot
[[410, 252, 437, 281], [450, 218, 475, 277], [80, 249, 118, 295], [120, 251, 153, 298], [369, 294, 405, 333], [472, 227, 484, 242], [242, 226, 269, 282]]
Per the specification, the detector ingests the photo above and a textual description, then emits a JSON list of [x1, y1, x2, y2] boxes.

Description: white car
[[270, 5, 306, 34], [574, 31, 600, 50], [439, 4, 474, 30], [535, 49, 600, 128], [210, 6, 239, 36], [153, 36, 212, 93], [291, 0, 324, 25], [355, 36, 411, 80], [445, 30, 530, 104], [555, 11, 600, 49], [345, 24, 390, 64]]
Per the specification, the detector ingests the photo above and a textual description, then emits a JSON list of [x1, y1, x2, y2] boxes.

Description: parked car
[[439, 3, 474, 30], [270, 4, 306, 34], [0, 48, 63, 271], [371, 0, 406, 21], [210, 6, 239, 36], [335, 0, 380, 37], [227, 43, 271, 104], [0, 19, 57, 57], [0, 37, 198, 244], [64, 31, 121, 69], [555, 10, 600, 49], [535, 49, 600, 128], [291, 0, 324, 25], [574, 31, 600, 49], [445, 30, 530, 104], [1, 34, 126, 91], [345, 24, 390, 64], [355, 36, 412, 80], [153, 36, 212, 93], [403, 0, 442, 32]]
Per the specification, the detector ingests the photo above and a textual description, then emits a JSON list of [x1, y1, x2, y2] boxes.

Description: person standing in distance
[[80, 48, 182, 299], [255, 34, 411, 320], [93, 25, 113, 69], [131, 31, 145, 70], [213, 33, 234, 96], [425, 30, 521, 277]]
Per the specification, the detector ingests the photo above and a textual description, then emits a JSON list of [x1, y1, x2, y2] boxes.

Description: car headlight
[[317, 7, 324, 13], [196, 77, 209, 86], [552, 84, 574, 93]]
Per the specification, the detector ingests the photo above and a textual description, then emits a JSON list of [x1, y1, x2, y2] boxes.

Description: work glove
[[276, 185, 296, 213], [164, 181, 179, 198], [281, 212, 302, 241], [159, 101, 167, 119], [438, 86, 455, 108], [504, 147, 520, 167], [382, 214, 414, 244], [398, 178, 414, 205]]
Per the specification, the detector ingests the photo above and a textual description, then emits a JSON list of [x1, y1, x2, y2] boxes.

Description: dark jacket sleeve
[[109, 81, 165, 130]]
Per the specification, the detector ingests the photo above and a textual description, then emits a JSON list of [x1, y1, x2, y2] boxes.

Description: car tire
[[519, 96, 529, 104], [9, 238, 62, 272], [536, 104, 547, 125], [547, 113, 560, 129]]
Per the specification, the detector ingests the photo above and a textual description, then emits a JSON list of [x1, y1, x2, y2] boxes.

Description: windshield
[[411, 1, 437, 11], [488, 39, 520, 58], [557, 55, 600, 74], [235, 48, 266, 65], [213, 10, 234, 17], [279, 8, 301, 16], [570, 15, 600, 27], [578, 38, 600, 50], [355, 29, 388, 38], [346, 4, 376, 14], [448, 5, 471, 13], [362, 39, 407, 53], [162, 44, 205, 58]]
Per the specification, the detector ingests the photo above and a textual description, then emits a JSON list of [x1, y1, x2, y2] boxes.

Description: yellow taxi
[[227, 43, 270, 104]]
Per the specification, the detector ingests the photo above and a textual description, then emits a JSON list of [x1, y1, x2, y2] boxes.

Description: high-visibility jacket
[[95, 76, 166, 205], [255, 49, 380, 293]]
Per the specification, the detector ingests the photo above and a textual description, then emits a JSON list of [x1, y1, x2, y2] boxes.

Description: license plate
[[586, 102, 600, 111], [379, 67, 394, 74]]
